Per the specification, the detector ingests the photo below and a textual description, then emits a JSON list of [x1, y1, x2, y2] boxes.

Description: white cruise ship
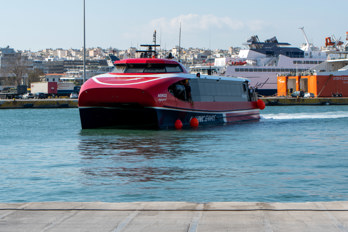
[[224, 29, 327, 95]]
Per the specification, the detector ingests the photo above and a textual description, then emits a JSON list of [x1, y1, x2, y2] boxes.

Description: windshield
[[112, 64, 127, 73], [112, 64, 183, 73]]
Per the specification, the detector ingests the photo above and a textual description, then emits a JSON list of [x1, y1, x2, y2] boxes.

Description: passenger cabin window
[[113, 64, 127, 73], [144, 65, 165, 73], [112, 64, 183, 73], [166, 65, 183, 73], [168, 80, 192, 102]]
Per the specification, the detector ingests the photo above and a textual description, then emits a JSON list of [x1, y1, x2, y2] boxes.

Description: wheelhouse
[[112, 58, 187, 74]]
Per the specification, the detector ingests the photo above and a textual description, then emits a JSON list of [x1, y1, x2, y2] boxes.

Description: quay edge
[[261, 97, 348, 106], [1, 98, 348, 109], [1, 201, 348, 232], [0, 99, 78, 109]]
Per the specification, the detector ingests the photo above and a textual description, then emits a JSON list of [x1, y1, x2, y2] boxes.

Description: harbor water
[[1, 106, 348, 203]]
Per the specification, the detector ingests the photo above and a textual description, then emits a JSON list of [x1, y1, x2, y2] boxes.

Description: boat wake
[[261, 111, 348, 120]]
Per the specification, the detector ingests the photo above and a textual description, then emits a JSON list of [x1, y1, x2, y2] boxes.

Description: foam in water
[[262, 111, 348, 120]]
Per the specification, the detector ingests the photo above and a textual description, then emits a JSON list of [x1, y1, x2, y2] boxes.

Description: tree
[[1, 53, 29, 86], [27, 69, 44, 86], [10, 55, 30, 86]]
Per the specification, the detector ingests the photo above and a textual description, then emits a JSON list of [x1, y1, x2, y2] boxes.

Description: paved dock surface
[[1, 201, 348, 231]]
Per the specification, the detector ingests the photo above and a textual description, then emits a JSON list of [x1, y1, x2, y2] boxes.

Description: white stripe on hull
[[79, 105, 259, 115]]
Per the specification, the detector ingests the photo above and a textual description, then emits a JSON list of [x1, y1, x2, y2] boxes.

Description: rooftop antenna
[[153, 30, 157, 54], [299, 27, 310, 51], [137, 32, 159, 58]]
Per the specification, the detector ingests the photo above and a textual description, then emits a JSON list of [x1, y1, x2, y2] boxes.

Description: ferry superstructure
[[277, 32, 348, 97], [224, 29, 327, 96]]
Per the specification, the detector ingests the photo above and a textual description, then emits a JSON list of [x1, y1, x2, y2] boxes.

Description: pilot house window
[[112, 64, 183, 73]]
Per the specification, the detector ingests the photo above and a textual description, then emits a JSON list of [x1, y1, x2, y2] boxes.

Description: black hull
[[79, 107, 260, 130], [79, 107, 159, 129]]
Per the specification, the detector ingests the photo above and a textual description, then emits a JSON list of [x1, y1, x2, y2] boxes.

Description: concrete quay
[[261, 97, 348, 106], [1, 98, 348, 109], [0, 99, 78, 109], [1, 201, 348, 232]]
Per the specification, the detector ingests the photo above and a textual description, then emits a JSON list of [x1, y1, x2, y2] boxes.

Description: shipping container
[[31, 82, 57, 95], [57, 82, 75, 95], [277, 75, 348, 97]]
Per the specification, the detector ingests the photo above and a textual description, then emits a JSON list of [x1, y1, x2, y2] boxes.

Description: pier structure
[[1, 98, 348, 109], [260, 97, 348, 106], [0, 99, 77, 109], [1, 201, 348, 231]]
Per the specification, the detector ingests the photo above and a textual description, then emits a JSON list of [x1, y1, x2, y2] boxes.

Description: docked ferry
[[78, 45, 265, 129], [277, 33, 348, 98], [224, 28, 327, 96]]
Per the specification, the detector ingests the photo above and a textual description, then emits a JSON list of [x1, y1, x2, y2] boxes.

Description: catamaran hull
[[79, 106, 260, 129]]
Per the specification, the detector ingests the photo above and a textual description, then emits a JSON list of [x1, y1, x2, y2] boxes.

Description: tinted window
[[144, 64, 166, 73], [126, 64, 145, 73], [166, 65, 183, 73], [113, 64, 127, 73], [113, 63, 183, 73]]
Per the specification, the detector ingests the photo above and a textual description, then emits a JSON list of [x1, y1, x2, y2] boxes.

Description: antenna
[[153, 30, 157, 54], [136, 31, 160, 58]]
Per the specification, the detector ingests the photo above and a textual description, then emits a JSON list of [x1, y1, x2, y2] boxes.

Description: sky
[[1, 0, 347, 51]]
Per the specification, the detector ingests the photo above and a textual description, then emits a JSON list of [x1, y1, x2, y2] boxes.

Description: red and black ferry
[[78, 46, 265, 129]]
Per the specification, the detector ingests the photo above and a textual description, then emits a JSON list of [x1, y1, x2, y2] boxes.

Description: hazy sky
[[1, 0, 347, 51]]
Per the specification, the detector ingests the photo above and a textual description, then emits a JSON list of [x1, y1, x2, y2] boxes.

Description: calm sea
[[1, 105, 348, 203]]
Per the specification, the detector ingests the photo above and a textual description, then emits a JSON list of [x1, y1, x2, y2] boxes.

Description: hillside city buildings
[[0, 45, 239, 90]]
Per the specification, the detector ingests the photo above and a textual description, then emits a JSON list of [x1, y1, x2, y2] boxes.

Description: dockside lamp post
[[83, 0, 86, 83]]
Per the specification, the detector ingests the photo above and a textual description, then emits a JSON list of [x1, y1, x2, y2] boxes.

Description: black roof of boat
[[245, 35, 304, 58]]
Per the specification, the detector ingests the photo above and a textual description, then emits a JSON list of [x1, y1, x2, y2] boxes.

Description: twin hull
[[78, 74, 260, 129]]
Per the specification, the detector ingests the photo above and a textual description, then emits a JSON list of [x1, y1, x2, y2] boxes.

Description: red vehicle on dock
[[78, 45, 265, 129]]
